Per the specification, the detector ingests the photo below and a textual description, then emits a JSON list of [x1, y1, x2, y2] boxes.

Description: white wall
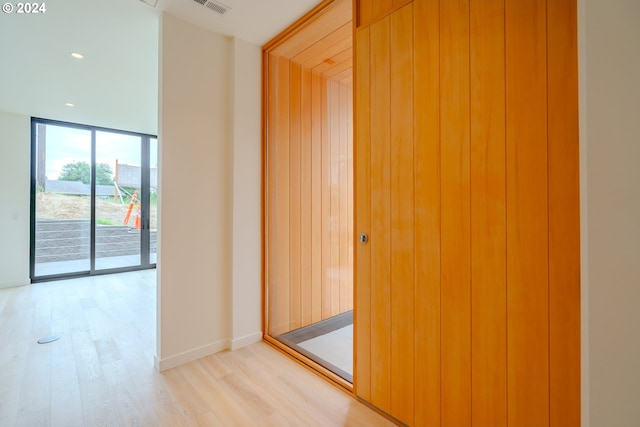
[[156, 13, 262, 370], [581, 0, 640, 425], [0, 112, 30, 289], [230, 38, 263, 350]]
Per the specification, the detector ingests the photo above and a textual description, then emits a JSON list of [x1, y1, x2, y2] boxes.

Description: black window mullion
[[29, 119, 37, 282], [141, 136, 151, 267], [90, 129, 96, 273], [29, 117, 157, 282]]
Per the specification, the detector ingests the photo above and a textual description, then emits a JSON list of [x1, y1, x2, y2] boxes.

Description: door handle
[[359, 233, 369, 244]]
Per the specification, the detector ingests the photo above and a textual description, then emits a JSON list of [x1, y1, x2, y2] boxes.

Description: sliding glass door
[[31, 118, 157, 281]]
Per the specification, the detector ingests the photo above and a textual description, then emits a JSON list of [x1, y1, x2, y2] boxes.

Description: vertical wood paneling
[[370, 1, 388, 24], [389, 4, 414, 425], [354, 1, 579, 425], [354, 26, 372, 401], [300, 66, 313, 327], [392, 0, 411, 11], [266, 53, 281, 334], [321, 75, 332, 319], [440, 0, 471, 425], [505, 1, 549, 425], [413, 1, 441, 425], [358, 0, 373, 28], [470, 0, 507, 425], [358, 0, 411, 28], [347, 81, 354, 312], [266, 66, 354, 335], [369, 15, 392, 413], [264, 0, 356, 384], [339, 82, 349, 314], [547, 1, 580, 425], [329, 80, 341, 316], [311, 71, 324, 324], [289, 61, 302, 330], [271, 54, 291, 336]]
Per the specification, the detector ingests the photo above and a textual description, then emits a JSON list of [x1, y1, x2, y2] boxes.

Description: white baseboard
[[154, 338, 231, 372], [231, 331, 263, 351], [0, 279, 29, 289]]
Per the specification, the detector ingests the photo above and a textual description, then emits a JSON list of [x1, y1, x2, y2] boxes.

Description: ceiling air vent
[[138, 0, 158, 7], [206, 1, 230, 15], [191, 0, 231, 16]]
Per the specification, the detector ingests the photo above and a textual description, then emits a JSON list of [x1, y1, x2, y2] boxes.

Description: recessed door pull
[[359, 233, 369, 244]]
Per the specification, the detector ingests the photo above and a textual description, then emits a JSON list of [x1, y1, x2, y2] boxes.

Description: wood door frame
[[261, 0, 358, 395]]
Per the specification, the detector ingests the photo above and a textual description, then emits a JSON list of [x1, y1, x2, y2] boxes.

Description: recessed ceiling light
[[65, 102, 74, 107], [70, 52, 84, 59]]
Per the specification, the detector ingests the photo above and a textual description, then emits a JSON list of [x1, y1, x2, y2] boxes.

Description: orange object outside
[[123, 190, 138, 225]]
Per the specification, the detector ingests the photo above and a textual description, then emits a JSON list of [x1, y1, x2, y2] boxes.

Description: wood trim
[[263, 0, 343, 52], [263, 336, 353, 392], [261, 50, 268, 337], [263, 0, 355, 395], [267, 0, 351, 58], [264, 336, 404, 426]]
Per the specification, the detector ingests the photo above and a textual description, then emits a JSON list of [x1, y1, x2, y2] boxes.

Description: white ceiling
[[0, 0, 321, 135]]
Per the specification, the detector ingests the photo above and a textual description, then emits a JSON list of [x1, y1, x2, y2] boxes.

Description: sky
[[43, 123, 157, 181]]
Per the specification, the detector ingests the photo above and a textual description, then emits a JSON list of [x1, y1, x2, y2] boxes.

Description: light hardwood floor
[[0, 270, 394, 427]]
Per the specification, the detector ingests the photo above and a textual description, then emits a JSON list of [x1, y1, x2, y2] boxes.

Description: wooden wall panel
[[389, 4, 414, 425], [265, 0, 354, 338], [547, 0, 581, 425], [354, 26, 371, 401], [270, 0, 351, 57], [358, 0, 372, 28], [357, 0, 411, 28], [289, 61, 302, 331], [413, 0, 441, 425], [369, 15, 392, 413], [300, 66, 313, 327], [266, 66, 354, 333], [440, 0, 471, 425], [339, 82, 350, 314], [354, 1, 578, 426], [321, 74, 332, 320], [266, 53, 281, 334], [329, 80, 340, 316], [292, 22, 351, 66], [269, 54, 291, 336], [347, 81, 354, 312], [311, 71, 324, 325], [505, 0, 549, 425], [264, 0, 579, 425], [470, 0, 507, 425]]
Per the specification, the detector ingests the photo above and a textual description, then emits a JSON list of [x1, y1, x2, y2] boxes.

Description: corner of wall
[[230, 38, 264, 346], [154, 338, 231, 372], [0, 111, 31, 288]]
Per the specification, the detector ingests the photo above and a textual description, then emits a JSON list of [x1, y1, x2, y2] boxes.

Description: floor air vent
[[192, 0, 231, 16]]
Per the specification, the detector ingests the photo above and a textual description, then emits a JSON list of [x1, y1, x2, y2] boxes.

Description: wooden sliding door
[[354, 0, 580, 425]]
